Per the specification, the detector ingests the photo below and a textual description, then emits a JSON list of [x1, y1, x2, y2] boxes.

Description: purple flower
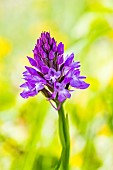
[[52, 82, 71, 102], [44, 68, 61, 83], [20, 32, 89, 109]]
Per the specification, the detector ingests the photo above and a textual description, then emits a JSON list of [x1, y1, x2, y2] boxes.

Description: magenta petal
[[27, 57, 37, 67], [78, 76, 86, 79], [71, 61, 80, 68], [58, 93, 66, 102], [49, 50, 54, 59], [79, 82, 90, 89], [63, 77, 72, 85], [57, 42, 64, 55], [25, 66, 37, 75], [35, 82, 44, 93], [58, 90, 71, 102], [23, 71, 30, 76], [57, 55, 64, 64], [65, 53, 74, 66], [73, 69, 80, 76], [63, 89, 71, 98], [55, 71, 61, 78], [20, 90, 36, 98], [20, 91, 28, 98], [41, 66, 49, 74], [52, 38, 57, 52], [70, 79, 90, 89], [70, 79, 81, 88], [20, 82, 28, 88], [44, 74, 50, 80]]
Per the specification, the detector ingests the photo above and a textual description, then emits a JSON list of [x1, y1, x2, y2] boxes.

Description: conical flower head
[[20, 32, 89, 109]]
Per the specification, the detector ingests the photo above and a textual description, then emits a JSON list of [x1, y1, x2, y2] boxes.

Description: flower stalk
[[56, 103, 70, 170]]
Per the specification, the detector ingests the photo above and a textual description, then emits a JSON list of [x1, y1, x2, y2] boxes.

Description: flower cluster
[[20, 32, 89, 109]]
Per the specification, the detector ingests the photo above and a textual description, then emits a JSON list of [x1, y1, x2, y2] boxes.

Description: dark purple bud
[[52, 38, 57, 52], [44, 43, 50, 51], [57, 55, 64, 64], [46, 32, 50, 38], [57, 42, 64, 55], [49, 37, 53, 45], [49, 50, 54, 59], [41, 51, 47, 59]]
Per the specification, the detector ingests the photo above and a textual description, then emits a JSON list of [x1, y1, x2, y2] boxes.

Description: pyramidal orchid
[[20, 32, 89, 109], [20, 32, 89, 170]]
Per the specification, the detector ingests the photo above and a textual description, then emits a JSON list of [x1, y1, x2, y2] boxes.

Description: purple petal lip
[[44, 68, 61, 83], [20, 31, 90, 107]]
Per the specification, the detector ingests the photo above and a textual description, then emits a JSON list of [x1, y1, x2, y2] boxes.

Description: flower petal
[[20, 90, 36, 98], [70, 79, 90, 89], [35, 82, 44, 93], [57, 42, 64, 55], [49, 50, 54, 59], [41, 66, 49, 74], [27, 56, 37, 67], [58, 89, 71, 102], [65, 53, 74, 66], [57, 55, 64, 64], [25, 66, 38, 75]]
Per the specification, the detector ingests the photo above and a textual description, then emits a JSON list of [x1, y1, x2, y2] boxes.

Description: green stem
[[57, 103, 70, 170]]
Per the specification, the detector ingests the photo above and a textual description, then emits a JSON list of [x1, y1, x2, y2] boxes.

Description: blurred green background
[[0, 0, 113, 170]]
